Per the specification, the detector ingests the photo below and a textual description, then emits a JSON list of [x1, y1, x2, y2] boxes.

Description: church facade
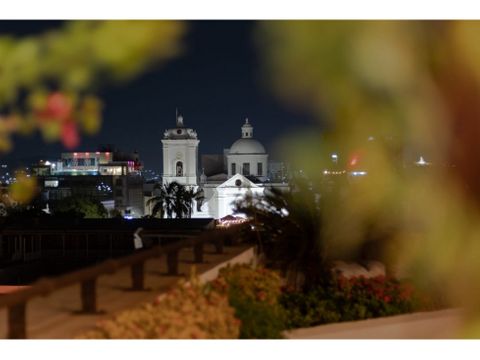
[[161, 115, 199, 186], [158, 115, 288, 219]]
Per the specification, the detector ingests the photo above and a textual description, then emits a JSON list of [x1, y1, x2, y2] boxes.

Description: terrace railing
[[0, 226, 243, 339]]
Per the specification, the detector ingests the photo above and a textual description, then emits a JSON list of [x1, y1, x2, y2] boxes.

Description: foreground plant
[[280, 275, 420, 329], [234, 178, 330, 291], [0, 21, 186, 153], [78, 277, 240, 339], [209, 264, 286, 339]]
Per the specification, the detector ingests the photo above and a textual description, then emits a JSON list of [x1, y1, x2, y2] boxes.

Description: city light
[[415, 156, 429, 166], [349, 153, 360, 167], [350, 171, 367, 176], [323, 170, 346, 175]]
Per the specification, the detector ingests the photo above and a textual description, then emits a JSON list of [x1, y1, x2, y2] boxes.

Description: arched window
[[176, 161, 183, 176]]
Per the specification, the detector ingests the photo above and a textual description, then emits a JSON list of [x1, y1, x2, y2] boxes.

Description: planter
[[283, 308, 462, 339]]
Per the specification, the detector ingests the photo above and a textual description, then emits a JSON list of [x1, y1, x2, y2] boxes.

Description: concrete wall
[[284, 308, 463, 339], [198, 246, 256, 283]]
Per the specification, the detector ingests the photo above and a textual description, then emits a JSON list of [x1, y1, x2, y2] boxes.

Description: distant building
[[161, 115, 199, 186], [35, 149, 145, 218], [157, 115, 289, 219], [54, 151, 112, 175], [31, 116, 290, 220], [201, 154, 225, 178]]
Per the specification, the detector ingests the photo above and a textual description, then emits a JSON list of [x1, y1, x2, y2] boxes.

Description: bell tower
[[161, 113, 199, 186]]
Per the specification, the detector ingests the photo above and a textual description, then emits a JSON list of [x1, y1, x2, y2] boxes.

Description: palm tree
[[146, 183, 169, 218], [147, 181, 200, 219], [181, 186, 197, 218], [234, 178, 329, 290], [171, 182, 189, 219]]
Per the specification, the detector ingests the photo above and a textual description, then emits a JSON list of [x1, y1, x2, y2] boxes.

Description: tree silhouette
[[147, 181, 199, 219], [50, 195, 108, 218], [234, 178, 329, 290]]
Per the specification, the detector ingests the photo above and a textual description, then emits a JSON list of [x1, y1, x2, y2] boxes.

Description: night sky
[[1, 21, 318, 172]]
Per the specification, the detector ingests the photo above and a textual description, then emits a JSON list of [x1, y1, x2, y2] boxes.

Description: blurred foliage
[[257, 21, 480, 337], [0, 20, 186, 151], [209, 264, 286, 339], [234, 178, 330, 290], [79, 275, 240, 339], [7, 173, 38, 204], [211, 263, 284, 306]]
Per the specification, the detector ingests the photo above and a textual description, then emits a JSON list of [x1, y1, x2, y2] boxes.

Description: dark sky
[[1, 21, 317, 173]]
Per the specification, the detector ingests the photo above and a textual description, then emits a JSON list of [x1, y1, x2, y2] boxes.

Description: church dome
[[230, 138, 266, 154], [229, 118, 266, 154]]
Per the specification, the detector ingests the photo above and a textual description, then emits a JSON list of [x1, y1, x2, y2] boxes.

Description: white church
[[159, 114, 289, 219]]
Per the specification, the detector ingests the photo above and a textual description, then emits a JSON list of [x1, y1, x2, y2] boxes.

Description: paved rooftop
[[0, 242, 252, 339]]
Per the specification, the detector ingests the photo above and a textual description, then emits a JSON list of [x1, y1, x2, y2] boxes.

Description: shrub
[[212, 264, 283, 305], [280, 286, 341, 329], [335, 275, 416, 320], [280, 275, 418, 329], [209, 264, 286, 339], [51, 195, 108, 218], [78, 277, 240, 339]]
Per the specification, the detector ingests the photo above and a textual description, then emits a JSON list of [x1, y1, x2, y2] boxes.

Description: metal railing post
[[130, 261, 145, 290], [214, 237, 224, 254], [8, 302, 26, 339], [81, 278, 97, 313], [167, 250, 179, 275], [194, 242, 203, 263]]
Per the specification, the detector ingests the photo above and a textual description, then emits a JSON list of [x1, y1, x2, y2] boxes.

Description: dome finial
[[241, 118, 253, 138]]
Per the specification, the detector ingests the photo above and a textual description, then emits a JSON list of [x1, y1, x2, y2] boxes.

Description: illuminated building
[[52, 151, 141, 176], [161, 115, 199, 186], [226, 119, 268, 180], [36, 149, 145, 218], [158, 115, 288, 219]]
